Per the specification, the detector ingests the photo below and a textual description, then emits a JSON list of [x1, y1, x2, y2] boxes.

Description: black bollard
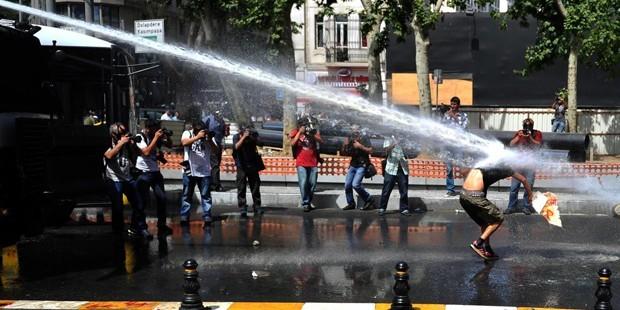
[[180, 259, 205, 310], [595, 268, 613, 310], [390, 261, 413, 310]]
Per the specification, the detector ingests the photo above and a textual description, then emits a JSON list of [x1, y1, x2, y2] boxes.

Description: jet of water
[[0, 0, 520, 167], [5, 1, 617, 208]]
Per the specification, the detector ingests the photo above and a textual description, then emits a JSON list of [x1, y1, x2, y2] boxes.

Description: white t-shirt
[[135, 133, 160, 172], [160, 113, 177, 120], [182, 130, 211, 177]]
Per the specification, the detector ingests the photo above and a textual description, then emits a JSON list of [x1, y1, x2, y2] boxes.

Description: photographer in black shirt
[[341, 125, 375, 211], [233, 123, 265, 217]]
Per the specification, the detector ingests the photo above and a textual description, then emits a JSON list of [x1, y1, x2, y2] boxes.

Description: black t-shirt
[[346, 135, 372, 168], [232, 134, 261, 171], [480, 167, 514, 194]]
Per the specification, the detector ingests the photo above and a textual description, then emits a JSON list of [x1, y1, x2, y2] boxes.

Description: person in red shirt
[[290, 117, 323, 212], [504, 118, 542, 215]]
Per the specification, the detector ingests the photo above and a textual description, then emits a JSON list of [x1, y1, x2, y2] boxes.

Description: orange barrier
[[162, 154, 620, 179]]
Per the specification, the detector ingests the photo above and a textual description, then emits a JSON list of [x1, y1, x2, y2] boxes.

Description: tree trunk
[[567, 43, 578, 133], [367, 21, 383, 104], [278, 5, 297, 156], [219, 77, 250, 125], [412, 22, 432, 116]]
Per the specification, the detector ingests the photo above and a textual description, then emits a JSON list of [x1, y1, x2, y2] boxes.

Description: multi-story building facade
[[291, 0, 513, 107]]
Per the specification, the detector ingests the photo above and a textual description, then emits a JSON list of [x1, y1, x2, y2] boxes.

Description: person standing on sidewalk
[[103, 123, 149, 239], [135, 119, 173, 237], [378, 136, 418, 216], [233, 123, 264, 217], [290, 118, 323, 212], [442, 96, 468, 197], [203, 110, 228, 192], [551, 97, 567, 133], [461, 165, 532, 260], [342, 125, 375, 211], [504, 118, 542, 215], [180, 121, 218, 228]]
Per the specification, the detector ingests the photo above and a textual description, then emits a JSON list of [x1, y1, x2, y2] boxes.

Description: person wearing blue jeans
[[551, 97, 566, 133], [344, 166, 372, 209], [290, 120, 323, 212], [442, 97, 468, 197], [378, 136, 417, 216], [341, 126, 374, 210], [297, 166, 318, 209], [180, 174, 213, 222], [445, 160, 457, 194], [505, 169, 536, 214], [505, 118, 542, 215], [180, 121, 218, 227], [552, 118, 566, 133]]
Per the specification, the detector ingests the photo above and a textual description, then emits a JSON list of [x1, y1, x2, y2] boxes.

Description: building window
[[335, 15, 348, 48], [56, 3, 85, 20], [315, 15, 324, 48], [94, 5, 120, 28]]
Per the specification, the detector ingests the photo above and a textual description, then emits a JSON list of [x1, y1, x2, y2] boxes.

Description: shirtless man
[[460, 165, 532, 260]]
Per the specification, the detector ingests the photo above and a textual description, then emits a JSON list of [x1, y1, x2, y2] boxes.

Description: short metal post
[[595, 268, 613, 310], [390, 261, 413, 310], [180, 259, 205, 310]]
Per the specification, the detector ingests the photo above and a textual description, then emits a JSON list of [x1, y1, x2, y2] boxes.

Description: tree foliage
[[503, 0, 620, 75]]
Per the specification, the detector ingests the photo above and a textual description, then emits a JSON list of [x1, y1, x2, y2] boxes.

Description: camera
[[127, 134, 142, 144], [299, 116, 318, 136], [162, 128, 173, 137], [522, 123, 534, 136]]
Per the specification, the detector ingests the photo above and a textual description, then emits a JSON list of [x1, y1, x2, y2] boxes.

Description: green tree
[[223, 0, 304, 155], [370, 0, 476, 116], [501, 0, 620, 132]]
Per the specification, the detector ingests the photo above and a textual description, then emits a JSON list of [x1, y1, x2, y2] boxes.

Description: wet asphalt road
[[1, 207, 619, 308]]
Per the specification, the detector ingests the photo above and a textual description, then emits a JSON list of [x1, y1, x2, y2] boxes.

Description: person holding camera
[[103, 122, 148, 237], [203, 110, 228, 192], [233, 123, 265, 217], [504, 118, 542, 215], [135, 119, 173, 237], [180, 121, 219, 227], [442, 96, 468, 197], [290, 117, 323, 212], [378, 136, 416, 216], [341, 125, 375, 211], [551, 97, 567, 133]]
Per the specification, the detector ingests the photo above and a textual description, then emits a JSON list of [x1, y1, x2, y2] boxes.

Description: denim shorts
[[459, 192, 503, 226]]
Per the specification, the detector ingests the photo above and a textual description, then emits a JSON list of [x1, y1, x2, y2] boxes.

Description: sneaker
[[303, 205, 310, 212], [361, 198, 375, 210], [445, 191, 459, 197], [342, 203, 356, 210], [378, 208, 386, 216], [503, 208, 518, 215], [469, 241, 496, 261], [252, 205, 264, 215], [484, 244, 500, 260], [400, 210, 412, 216], [128, 228, 153, 240], [309, 203, 317, 210], [214, 185, 225, 192], [411, 207, 426, 214], [240, 206, 248, 218], [157, 225, 173, 237], [521, 207, 532, 215]]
